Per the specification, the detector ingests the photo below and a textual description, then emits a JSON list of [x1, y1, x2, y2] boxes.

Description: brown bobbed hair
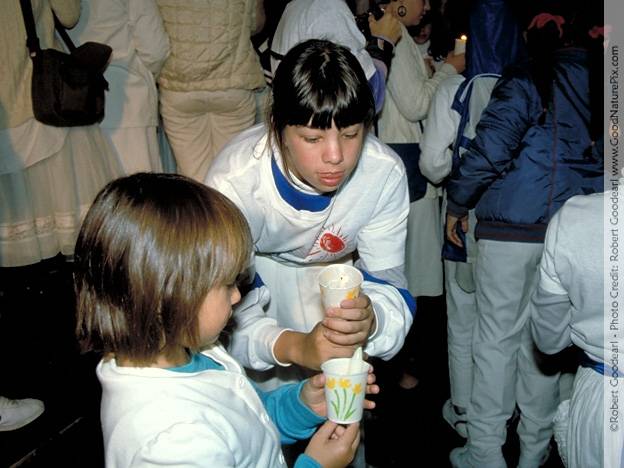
[[268, 39, 375, 177], [74, 173, 252, 366]]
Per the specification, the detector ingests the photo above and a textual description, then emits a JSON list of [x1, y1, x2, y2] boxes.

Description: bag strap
[[19, 0, 77, 55], [19, 0, 40, 55], [53, 14, 77, 52]]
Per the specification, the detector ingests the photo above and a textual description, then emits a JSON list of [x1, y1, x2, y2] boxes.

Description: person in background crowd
[[446, 0, 604, 466], [269, 0, 402, 114], [1, 0, 121, 429], [529, 190, 612, 468], [156, 0, 266, 182], [67, 0, 170, 175], [419, 0, 526, 441]]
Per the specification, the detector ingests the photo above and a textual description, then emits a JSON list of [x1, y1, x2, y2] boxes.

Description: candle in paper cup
[[454, 34, 467, 55], [321, 356, 370, 424], [318, 264, 363, 309], [348, 347, 363, 374]]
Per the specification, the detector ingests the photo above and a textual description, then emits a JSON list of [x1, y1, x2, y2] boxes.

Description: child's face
[[282, 122, 365, 193], [197, 285, 241, 346]]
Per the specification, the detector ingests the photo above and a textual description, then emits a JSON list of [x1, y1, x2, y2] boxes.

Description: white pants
[[159, 88, 256, 182], [445, 259, 477, 409], [464, 240, 560, 467], [553, 366, 603, 468], [405, 196, 443, 297]]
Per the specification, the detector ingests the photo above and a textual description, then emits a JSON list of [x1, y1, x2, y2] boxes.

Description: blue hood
[[465, 0, 527, 78]]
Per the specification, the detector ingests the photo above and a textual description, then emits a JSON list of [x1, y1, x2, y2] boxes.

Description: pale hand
[[304, 421, 360, 468], [323, 294, 375, 348], [446, 212, 469, 248], [444, 51, 466, 74]]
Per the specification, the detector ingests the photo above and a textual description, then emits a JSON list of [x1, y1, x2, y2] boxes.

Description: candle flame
[[460, 35, 467, 41]]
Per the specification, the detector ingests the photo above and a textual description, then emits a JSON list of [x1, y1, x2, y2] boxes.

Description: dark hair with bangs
[[269, 39, 375, 170], [74, 173, 252, 366]]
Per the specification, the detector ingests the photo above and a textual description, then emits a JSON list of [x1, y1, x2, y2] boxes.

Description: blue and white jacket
[[446, 48, 603, 243]]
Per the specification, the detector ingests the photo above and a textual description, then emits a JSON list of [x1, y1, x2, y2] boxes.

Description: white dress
[[206, 124, 414, 389], [0, 0, 122, 267], [67, 0, 170, 175]]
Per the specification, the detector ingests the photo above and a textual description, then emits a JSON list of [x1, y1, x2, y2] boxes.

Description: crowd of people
[[0, 0, 612, 467]]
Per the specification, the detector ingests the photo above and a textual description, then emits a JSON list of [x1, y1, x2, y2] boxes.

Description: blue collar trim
[[271, 157, 333, 212]]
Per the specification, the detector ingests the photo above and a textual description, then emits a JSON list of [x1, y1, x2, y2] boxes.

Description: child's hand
[[322, 294, 376, 347], [300, 370, 379, 418], [304, 421, 360, 468]]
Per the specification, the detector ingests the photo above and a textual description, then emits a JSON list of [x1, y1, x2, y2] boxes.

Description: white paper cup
[[318, 264, 363, 309], [321, 357, 370, 424]]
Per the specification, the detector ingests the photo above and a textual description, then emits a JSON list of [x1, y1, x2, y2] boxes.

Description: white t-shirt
[[530, 192, 604, 363], [205, 124, 413, 385]]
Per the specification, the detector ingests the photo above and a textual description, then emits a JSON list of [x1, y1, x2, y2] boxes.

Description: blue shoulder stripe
[[271, 157, 333, 212], [361, 271, 416, 317], [239, 272, 265, 297]]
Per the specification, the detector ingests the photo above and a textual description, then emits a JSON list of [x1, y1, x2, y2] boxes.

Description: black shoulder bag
[[19, 0, 112, 127]]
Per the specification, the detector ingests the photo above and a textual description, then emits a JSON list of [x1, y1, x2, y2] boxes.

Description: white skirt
[[0, 121, 122, 267]]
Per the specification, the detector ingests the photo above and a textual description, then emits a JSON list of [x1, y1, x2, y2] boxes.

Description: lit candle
[[454, 34, 467, 55]]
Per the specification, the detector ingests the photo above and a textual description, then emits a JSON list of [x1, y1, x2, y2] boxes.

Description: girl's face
[[197, 285, 241, 346], [397, 0, 430, 27], [282, 122, 365, 193], [413, 23, 432, 44]]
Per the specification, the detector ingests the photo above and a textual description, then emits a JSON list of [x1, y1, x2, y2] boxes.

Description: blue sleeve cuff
[[295, 453, 322, 468], [446, 198, 469, 218], [256, 380, 325, 445]]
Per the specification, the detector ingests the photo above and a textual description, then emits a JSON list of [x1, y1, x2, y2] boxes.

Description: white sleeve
[[228, 261, 288, 370], [419, 80, 460, 184], [129, 0, 170, 76], [385, 37, 457, 122], [356, 166, 413, 360], [132, 422, 235, 467], [206, 163, 285, 371], [529, 210, 573, 354]]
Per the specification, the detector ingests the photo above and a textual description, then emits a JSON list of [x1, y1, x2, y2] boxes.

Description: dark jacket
[[447, 48, 603, 243]]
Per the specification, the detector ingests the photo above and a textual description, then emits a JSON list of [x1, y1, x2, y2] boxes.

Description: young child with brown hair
[[74, 172, 376, 468]]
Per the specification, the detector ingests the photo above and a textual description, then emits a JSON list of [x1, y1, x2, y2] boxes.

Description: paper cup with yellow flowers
[[321, 356, 370, 424]]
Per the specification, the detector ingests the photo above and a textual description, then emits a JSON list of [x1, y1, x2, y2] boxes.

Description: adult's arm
[[50, 0, 80, 27], [385, 35, 457, 122], [129, 0, 170, 76]]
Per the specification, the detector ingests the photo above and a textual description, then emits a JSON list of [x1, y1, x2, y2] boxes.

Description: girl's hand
[[304, 421, 360, 468], [446, 212, 469, 248], [444, 51, 466, 73], [300, 369, 379, 417], [322, 294, 376, 347]]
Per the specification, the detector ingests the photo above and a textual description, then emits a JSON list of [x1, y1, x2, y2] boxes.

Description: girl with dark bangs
[[206, 39, 414, 395], [75, 172, 378, 467]]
